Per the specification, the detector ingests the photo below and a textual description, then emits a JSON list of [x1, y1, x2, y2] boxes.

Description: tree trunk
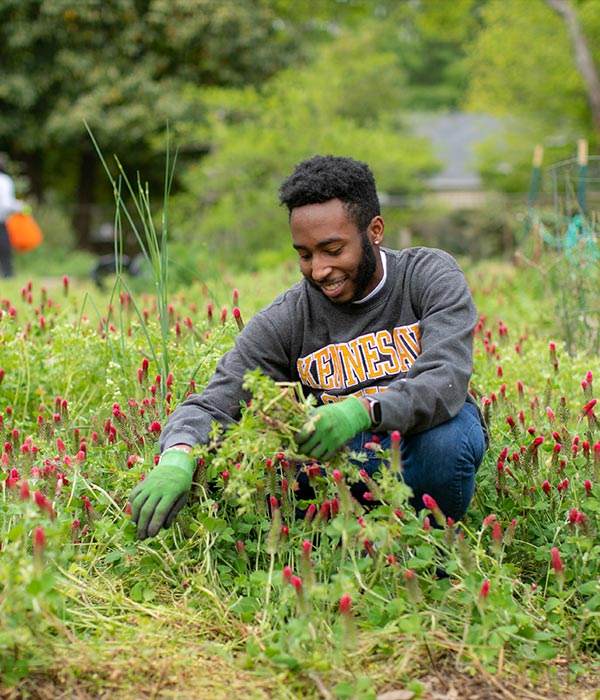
[[545, 0, 600, 137], [72, 148, 98, 250], [16, 150, 45, 203]]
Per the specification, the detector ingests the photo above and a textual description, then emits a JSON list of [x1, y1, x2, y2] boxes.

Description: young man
[[129, 155, 487, 539]]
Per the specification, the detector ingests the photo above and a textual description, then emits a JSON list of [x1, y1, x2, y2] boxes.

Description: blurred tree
[[168, 18, 441, 271], [545, 0, 600, 137], [390, 0, 481, 110], [465, 0, 599, 140], [465, 0, 590, 128], [0, 0, 305, 248], [0, 0, 491, 252], [464, 0, 600, 190]]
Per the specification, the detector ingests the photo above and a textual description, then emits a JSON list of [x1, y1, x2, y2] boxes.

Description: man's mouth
[[318, 278, 347, 295]]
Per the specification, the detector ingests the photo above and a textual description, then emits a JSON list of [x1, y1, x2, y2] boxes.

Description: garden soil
[[1, 659, 599, 700]]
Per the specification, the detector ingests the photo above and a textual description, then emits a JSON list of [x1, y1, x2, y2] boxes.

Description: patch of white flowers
[[104, 360, 124, 402]]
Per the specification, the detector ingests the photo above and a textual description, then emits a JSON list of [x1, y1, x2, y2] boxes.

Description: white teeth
[[322, 280, 343, 291]]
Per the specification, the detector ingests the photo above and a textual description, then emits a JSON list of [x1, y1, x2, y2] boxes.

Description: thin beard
[[350, 233, 377, 302]]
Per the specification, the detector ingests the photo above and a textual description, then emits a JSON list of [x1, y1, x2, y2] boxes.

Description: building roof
[[409, 112, 501, 191]]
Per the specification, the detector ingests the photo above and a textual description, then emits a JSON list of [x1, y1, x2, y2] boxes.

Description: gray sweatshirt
[[160, 246, 479, 451]]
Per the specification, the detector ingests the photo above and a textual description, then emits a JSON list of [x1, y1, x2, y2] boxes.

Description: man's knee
[[401, 404, 486, 520]]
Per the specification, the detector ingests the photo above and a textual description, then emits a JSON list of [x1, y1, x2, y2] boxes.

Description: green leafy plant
[[1, 252, 599, 695]]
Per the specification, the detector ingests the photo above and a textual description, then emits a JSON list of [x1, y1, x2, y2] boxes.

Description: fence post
[[577, 139, 588, 215]]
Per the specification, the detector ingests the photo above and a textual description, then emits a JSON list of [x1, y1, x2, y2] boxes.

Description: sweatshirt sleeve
[[377, 250, 477, 435], [159, 308, 291, 451]]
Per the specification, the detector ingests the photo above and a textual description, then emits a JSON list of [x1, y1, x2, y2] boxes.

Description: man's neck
[[353, 250, 387, 305]]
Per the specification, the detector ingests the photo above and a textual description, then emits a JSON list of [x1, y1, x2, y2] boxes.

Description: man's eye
[[298, 253, 311, 261], [327, 248, 342, 256]]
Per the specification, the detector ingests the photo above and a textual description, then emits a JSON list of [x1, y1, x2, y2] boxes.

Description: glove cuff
[[158, 449, 197, 476]]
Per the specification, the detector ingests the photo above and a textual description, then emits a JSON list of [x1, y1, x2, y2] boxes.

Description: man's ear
[[368, 215, 385, 245]]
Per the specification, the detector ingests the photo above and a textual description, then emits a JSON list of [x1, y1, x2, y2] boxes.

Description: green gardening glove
[[129, 450, 196, 540], [295, 397, 371, 461]]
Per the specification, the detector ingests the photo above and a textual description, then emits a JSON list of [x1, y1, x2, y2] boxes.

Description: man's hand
[[295, 397, 371, 461], [129, 449, 196, 540]]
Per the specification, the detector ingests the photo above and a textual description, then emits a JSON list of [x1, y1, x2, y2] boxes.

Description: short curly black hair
[[278, 155, 380, 232]]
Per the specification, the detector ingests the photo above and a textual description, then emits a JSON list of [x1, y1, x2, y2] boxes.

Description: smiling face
[[290, 198, 384, 304]]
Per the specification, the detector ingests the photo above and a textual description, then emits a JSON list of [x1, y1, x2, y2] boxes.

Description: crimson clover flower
[[551, 547, 565, 586], [33, 526, 46, 562], [478, 579, 490, 606], [338, 594, 352, 615]]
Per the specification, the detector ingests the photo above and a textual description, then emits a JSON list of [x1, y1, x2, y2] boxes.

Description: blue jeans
[[295, 402, 486, 523], [348, 402, 486, 522]]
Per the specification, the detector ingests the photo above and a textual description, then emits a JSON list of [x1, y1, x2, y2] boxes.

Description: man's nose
[[311, 254, 332, 281]]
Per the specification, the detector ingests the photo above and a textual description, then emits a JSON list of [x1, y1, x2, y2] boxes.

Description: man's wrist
[[362, 398, 382, 427], [165, 444, 193, 454]]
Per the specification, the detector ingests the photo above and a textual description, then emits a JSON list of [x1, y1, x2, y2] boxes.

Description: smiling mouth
[[319, 278, 346, 293]]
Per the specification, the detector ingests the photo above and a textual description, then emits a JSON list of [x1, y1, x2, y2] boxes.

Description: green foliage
[[0, 0, 301, 149], [466, 0, 588, 126], [464, 0, 600, 191], [1, 245, 600, 692], [385, 0, 477, 110], [168, 22, 441, 269], [4, 0, 472, 251], [0, 0, 305, 245], [516, 228, 600, 355], [408, 192, 514, 259], [2, 0, 600, 254], [13, 245, 98, 280]]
